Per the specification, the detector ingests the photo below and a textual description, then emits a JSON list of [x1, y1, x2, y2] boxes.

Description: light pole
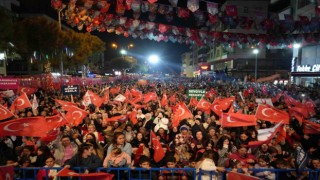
[[253, 49, 259, 82]]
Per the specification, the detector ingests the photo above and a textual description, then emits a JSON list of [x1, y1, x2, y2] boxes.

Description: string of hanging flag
[[51, 0, 320, 47]]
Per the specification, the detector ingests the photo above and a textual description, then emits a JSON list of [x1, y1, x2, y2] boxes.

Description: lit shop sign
[[296, 64, 320, 72], [200, 65, 209, 70]]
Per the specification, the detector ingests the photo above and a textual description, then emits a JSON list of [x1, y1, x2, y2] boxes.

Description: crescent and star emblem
[[213, 105, 221, 111], [177, 105, 185, 117], [17, 99, 25, 106], [226, 116, 235, 123], [262, 108, 272, 117], [21, 88, 26, 93], [72, 111, 83, 119], [0, 107, 8, 115], [3, 122, 27, 132]]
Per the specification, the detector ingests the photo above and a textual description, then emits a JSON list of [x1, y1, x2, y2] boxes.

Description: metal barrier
[[14, 167, 320, 180]]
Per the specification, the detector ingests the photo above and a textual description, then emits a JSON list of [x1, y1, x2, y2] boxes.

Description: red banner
[[0, 166, 14, 180], [0, 78, 18, 89]]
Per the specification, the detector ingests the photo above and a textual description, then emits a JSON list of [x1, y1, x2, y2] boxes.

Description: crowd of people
[[0, 77, 320, 180]]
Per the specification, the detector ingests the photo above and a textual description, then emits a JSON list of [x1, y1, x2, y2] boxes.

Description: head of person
[[139, 155, 151, 169], [258, 155, 270, 167], [188, 157, 197, 168], [61, 135, 72, 147], [239, 131, 248, 141], [179, 125, 189, 135], [45, 156, 56, 167], [136, 132, 143, 140], [237, 146, 248, 158], [229, 159, 242, 169], [112, 132, 125, 146], [78, 143, 93, 158], [87, 124, 96, 133], [195, 131, 204, 140], [111, 147, 122, 156], [201, 149, 215, 160], [86, 133, 97, 143], [310, 158, 320, 169], [165, 156, 177, 168]]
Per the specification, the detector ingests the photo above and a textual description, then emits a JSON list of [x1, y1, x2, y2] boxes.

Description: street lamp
[[148, 55, 159, 64], [253, 49, 259, 82]]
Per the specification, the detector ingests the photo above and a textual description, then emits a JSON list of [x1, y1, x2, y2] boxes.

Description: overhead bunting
[[54, 0, 320, 48]]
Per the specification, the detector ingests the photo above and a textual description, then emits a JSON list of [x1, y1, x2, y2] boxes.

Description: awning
[[291, 72, 320, 77]]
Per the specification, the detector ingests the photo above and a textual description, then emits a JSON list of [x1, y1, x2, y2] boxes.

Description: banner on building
[[0, 78, 18, 90], [187, 89, 206, 100]]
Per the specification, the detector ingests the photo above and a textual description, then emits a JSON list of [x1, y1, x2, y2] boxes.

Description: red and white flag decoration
[[83, 90, 103, 107], [64, 106, 88, 126], [150, 131, 165, 162], [9, 93, 32, 112], [220, 113, 257, 127], [255, 104, 289, 124], [160, 93, 168, 107], [103, 88, 110, 103], [187, 0, 199, 12], [18, 86, 37, 95], [173, 102, 193, 122], [144, 92, 158, 103], [248, 122, 283, 148], [0, 116, 48, 137], [196, 97, 211, 111], [227, 171, 259, 180], [303, 120, 320, 134], [0, 104, 14, 121]]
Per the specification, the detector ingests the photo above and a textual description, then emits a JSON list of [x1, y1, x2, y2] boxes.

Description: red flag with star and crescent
[[189, 97, 198, 107], [144, 92, 158, 103], [45, 114, 68, 130], [255, 104, 289, 124], [150, 131, 165, 162], [10, 93, 32, 112], [64, 106, 88, 126], [196, 98, 211, 110], [0, 116, 48, 137], [160, 93, 168, 107], [18, 86, 37, 95], [103, 88, 110, 103], [84, 90, 103, 107], [128, 110, 137, 125], [55, 99, 77, 108], [173, 102, 193, 126], [214, 97, 235, 110], [303, 120, 320, 134], [220, 113, 257, 127], [210, 100, 223, 117], [0, 104, 14, 121], [110, 86, 121, 95]]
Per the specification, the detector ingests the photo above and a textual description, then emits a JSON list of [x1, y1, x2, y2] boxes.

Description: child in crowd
[[103, 147, 131, 168], [229, 159, 251, 176], [159, 156, 187, 180], [254, 155, 276, 180], [131, 155, 157, 179]]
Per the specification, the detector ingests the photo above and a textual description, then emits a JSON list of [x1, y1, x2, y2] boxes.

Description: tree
[[12, 16, 105, 72], [109, 56, 138, 72]]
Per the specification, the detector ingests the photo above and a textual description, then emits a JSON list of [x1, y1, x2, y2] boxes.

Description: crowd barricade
[[13, 167, 320, 180]]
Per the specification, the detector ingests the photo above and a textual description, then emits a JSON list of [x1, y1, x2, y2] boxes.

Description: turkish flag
[[189, 97, 198, 107], [210, 101, 223, 117], [110, 86, 121, 95], [304, 99, 316, 116], [45, 114, 68, 130], [10, 93, 32, 112], [288, 106, 309, 119], [214, 97, 234, 110], [124, 88, 132, 100], [173, 102, 193, 123], [150, 131, 165, 162], [160, 93, 168, 107], [103, 88, 110, 103], [169, 94, 176, 104], [0, 166, 14, 180], [55, 99, 77, 108], [104, 115, 126, 122], [205, 88, 217, 99], [0, 104, 14, 121], [18, 86, 37, 95], [227, 171, 259, 180], [255, 104, 289, 124], [303, 120, 320, 134], [283, 93, 301, 107], [271, 92, 283, 103], [57, 168, 114, 180], [220, 113, 257, 127], [40, 128, 60, 143], [64, 106, 88, 126], [134, 144, 144, 165], [131, 88, 141, 97], [248, 122, 283, 148], [84, 90, 103, 107], [144, 92, 158, 103], [0, 117, 48, 137], [128, 100, 146, 109], [196, 98, 211, 110], [129, 110, 137, 125]]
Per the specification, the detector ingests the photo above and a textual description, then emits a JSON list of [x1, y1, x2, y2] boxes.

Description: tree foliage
[[11, 16, 105, 71], [109, 56, 138, 71]]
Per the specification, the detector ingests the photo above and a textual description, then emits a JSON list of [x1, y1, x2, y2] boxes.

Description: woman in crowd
[[64, 143, 102, 173], [107, 132, 132, 157], [85, 133, 104, 160]]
